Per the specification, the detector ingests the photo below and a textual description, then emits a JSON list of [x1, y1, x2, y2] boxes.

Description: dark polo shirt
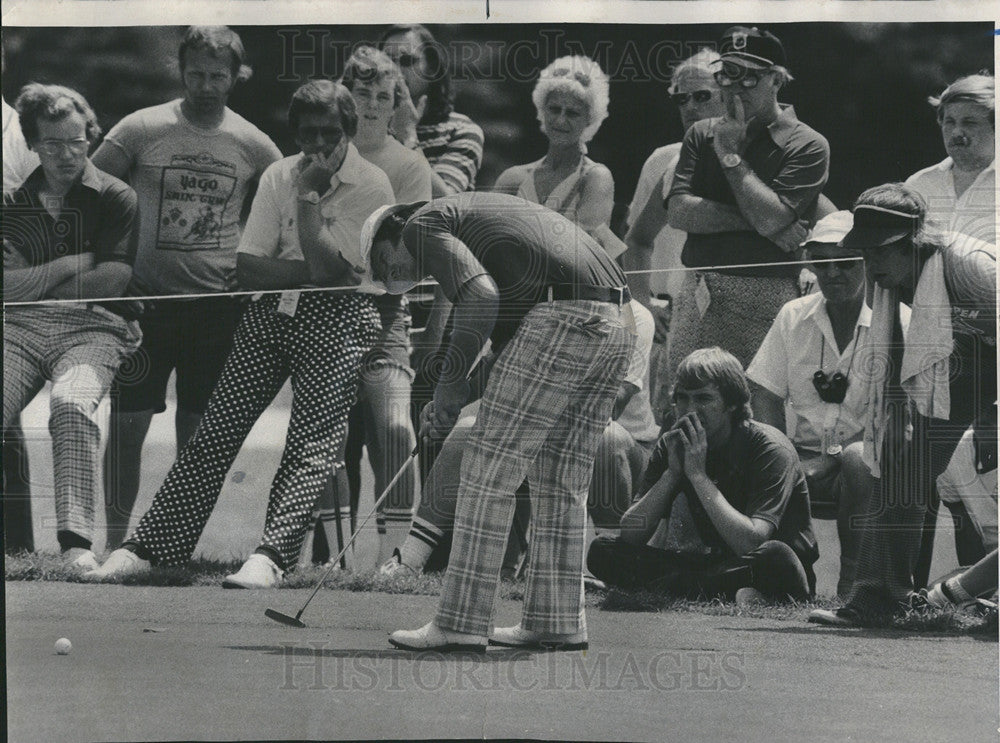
[[668, 105, 829, 278], [402, 191, 627, 352], [639, 419, 819, 568], [4, 161, 140, 317]]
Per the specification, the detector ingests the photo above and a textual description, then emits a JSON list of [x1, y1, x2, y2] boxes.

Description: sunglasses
[[296, 126, 345, 144], [393, 52, 421, 68], [809, 257, 863, 272], [670, 90, 715, 106], [713, 62, 770, 89], [550, 68, 592, 87], [36, 138, 89, 156]]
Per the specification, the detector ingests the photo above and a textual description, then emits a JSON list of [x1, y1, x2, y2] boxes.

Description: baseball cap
[[839, 204, 920, 249], [718, 27, 786, 70], [357, 202, 425, 294], [802, 210, 855, 248]]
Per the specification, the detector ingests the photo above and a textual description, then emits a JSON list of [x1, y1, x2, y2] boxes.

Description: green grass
[[5, 550, 995, 636]]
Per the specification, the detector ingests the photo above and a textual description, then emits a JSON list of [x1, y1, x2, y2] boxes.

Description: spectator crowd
[[2, 23, 995, 649]]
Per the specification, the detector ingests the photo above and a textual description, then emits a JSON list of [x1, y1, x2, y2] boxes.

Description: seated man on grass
[[587, 347, 819, 603]]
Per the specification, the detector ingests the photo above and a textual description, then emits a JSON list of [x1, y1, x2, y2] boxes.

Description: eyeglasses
[[809, 257, 863, 272], [35, 138, 89, 156], [296, 126, 345, 144], [670, 90, 715, 106], [550, 68, 592, 87], [393, 52, 421, 68], [713, 62, 770, 89]]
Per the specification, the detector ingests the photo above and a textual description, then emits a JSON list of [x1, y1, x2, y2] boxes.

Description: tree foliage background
[[3, 22, 993, 226]]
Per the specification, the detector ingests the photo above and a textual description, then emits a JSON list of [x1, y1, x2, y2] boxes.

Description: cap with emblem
[[718, 26, 786, 70]]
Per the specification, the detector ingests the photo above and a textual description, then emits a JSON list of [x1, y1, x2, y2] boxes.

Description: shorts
[[361, 293, 414, 382], [111, 296, 245, 414]]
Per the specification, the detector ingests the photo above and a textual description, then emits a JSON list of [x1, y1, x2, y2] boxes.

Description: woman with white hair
[[493, 55, 622, 254]]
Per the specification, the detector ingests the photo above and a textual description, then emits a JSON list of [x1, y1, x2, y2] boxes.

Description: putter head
[[265, 608, 306, 628]]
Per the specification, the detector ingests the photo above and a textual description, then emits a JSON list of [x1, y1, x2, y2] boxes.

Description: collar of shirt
[[801, 294, 871, 356], [19, 159, 103, 202], [705, 103, 800, 149], [937, 156, 996, 177], [325, 142, 365, 192], [762, 104, 800, 148]]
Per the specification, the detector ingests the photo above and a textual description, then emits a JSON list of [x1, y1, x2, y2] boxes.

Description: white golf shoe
[[82, 548, 150, 580], [388, 621, 486, 652], [488, 623, 588, 651], [65, 547, 101, 572], [222, 553, 284, 589]]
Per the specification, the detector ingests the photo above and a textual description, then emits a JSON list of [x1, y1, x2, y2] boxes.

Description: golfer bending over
[[367, 192, 634, 651]]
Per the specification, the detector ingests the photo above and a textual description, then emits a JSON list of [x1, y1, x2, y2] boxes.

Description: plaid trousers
[[436, 300, 633, 636], [4, 306, 141, 542]]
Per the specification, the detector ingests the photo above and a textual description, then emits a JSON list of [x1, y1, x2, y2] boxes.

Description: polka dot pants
[[129, 292, 379, 569]]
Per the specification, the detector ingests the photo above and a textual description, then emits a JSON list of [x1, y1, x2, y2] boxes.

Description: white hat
[[802, 210, 856, 248], [357, 202, 424, 294]]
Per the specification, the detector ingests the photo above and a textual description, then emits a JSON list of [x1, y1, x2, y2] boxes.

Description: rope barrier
[[1, 257, 861, 308]]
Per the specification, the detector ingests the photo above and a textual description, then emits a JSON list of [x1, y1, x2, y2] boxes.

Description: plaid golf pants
[[436, 300, 633, 636], [4, 305, 141, 544]]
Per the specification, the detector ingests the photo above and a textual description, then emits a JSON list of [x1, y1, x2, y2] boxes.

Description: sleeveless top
[[514, 155, 597, 222]]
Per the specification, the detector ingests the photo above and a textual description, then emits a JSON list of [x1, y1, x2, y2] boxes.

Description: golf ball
[[54, 638, 72, 655]]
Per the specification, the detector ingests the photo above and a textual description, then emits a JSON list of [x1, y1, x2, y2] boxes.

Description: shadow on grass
[[225, 645, 539, 662], [7, 550, 995, 638]]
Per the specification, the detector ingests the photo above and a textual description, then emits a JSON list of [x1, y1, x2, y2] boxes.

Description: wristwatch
[[298, 191, 321, 205], [720, 153, 742, 169]]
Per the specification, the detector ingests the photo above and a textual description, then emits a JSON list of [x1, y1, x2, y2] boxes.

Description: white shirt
[[238, 144, 394, 294], [3, 97, 40, 194], [627, 143, 686, 299], [747, 292, 911, 454], [937, 428, 997, 552], [905, 157, 995, 243]]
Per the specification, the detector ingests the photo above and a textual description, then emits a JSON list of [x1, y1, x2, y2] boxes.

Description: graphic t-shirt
[[101, 100, 281, 294]]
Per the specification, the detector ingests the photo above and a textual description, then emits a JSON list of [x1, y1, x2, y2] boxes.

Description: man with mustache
[[93, 26, 281, 549], [905, 73, 994, 243]]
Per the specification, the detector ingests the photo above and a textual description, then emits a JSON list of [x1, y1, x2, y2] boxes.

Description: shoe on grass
[[222, 553, 284, 589], [735, 587, 767, 608], [807, 606, 862, 627], [82, 548, 150, 580], [378, 549, 417, 577], [65, 547, 100, 572], [488, 623, 588, 651], [388, 621, 486, 652]]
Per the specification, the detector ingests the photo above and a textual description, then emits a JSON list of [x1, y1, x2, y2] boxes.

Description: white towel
[[900, 251, 953, 421], [859, 285, 897, 478], [858, 253, 951, 477]]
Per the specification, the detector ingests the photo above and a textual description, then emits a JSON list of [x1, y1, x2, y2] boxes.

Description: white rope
[[1, 257, 860, 308]]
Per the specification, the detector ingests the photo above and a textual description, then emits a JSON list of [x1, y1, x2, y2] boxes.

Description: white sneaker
[[379, 549, 417, 577], [489, 623, 588, 651], [735, 587, 767, 608], [82, 548, 150, 580], [222, 554, 284, 589], [65, 547, 100, 572], [388, 621, 486, 652]]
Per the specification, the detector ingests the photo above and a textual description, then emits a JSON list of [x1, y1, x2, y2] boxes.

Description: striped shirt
[[416, 112, 484, 194]]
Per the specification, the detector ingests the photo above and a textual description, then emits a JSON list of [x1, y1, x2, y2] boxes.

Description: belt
[[546, 284, 631, 307]]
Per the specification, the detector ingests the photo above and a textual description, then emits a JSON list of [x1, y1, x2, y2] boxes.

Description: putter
[[265, 446, 418, 628]]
